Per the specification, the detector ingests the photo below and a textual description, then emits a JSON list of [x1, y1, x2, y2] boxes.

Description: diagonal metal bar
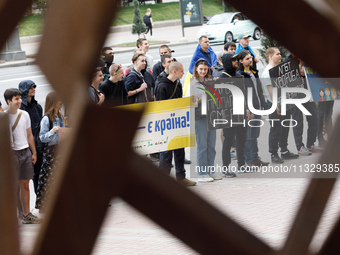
[[317, 214, 340, 255], [122, 151, 274, 255], [280, 116, 340, 255], [0, 0, 33, 51], [36, 0, 121, 107], [0, 113, 21, 255], [32, 104, 144, 255]]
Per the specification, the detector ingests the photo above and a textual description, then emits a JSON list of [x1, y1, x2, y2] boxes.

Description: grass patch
[[19, 1, 224, 36], [113, 0, 224, 26], [19, 14, 43, 37]]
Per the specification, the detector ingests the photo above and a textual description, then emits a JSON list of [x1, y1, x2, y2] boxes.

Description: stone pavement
[[18, 144, 340, 254]]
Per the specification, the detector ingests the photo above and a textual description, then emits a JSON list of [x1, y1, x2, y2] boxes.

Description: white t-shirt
[[6, 110, 31, 150], [145, 54, 154, 69], [261, 64, 274, 103]]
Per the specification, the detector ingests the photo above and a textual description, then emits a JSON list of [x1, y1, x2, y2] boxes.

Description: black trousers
[[159, 148, 185, 180], [268, 109, 289, 155], [290, 102, 318, 150], [222, 125, 246, 167], [317, 101, 334, 145], [146, 24, 152, 36]]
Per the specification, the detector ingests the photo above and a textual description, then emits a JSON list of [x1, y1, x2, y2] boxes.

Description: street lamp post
[[0, 25, 26, 62]]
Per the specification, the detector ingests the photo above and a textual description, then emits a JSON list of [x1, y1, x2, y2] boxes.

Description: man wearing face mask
[[100, 46, 114, 75]]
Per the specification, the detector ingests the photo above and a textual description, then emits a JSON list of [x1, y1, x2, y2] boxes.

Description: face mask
[[103, 53, 114, 64]]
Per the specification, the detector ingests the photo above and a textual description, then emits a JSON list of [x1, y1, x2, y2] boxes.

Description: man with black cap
[[236, 34, 259, 70], [18, 80, 43, 194]]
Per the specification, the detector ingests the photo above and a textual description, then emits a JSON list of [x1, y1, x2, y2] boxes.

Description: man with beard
[[220, 53, 246, 177], [18, 80, 43, 194], [236, 34, 259, 70]]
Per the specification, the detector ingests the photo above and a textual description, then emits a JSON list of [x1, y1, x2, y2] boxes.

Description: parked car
[[197, 12, 261, 43]]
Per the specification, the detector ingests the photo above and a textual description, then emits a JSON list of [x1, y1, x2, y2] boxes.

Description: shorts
[[12, 148, 34, 180]]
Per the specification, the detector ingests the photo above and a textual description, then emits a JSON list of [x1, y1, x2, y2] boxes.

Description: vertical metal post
[[0, 25, 26, 62]]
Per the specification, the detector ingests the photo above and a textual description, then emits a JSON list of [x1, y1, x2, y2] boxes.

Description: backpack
[[143, 15, 150, 25], [36, 114, 53, 153]]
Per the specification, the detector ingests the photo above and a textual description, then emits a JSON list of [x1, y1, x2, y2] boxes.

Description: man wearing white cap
[[236, 34, 259, 70]]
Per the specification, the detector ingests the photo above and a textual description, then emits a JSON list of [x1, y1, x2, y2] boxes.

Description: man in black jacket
[[152, 44, 175, 81], [220, 53, 246, 176], [18, 80, 43, 194], [155, 62, 196, 186]]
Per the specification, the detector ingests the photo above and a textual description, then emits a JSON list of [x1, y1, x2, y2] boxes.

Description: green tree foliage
[[131, 0, 146, 38], [258, 33, 289, 64]]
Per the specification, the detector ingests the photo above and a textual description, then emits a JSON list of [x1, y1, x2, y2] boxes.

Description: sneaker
[[222, 171, 236, 178], [248, 157, 269, 167], [298, 146, 312, 156], [271, 154, 284, 164], [230, 153, 237, 159], [196, 175, 214, 182], [22, 212, 42, 224], [209, 172, 223, 180], [178, 178, 196, 186], [307, 145, 319, 153], [281, 150, 299, 160], [184, 158, 191, 164]]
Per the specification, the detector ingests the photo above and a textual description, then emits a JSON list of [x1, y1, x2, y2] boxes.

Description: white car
[[197, 12, 261, 43]]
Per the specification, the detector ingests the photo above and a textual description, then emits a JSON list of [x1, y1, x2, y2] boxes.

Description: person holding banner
[[190, 59, 220, 182], [285, 55, 316, 155], [236, 50, 269, 168], [261, 47, 299, 163], [155, 62, 196, 186], [183, 36, 218, 96]]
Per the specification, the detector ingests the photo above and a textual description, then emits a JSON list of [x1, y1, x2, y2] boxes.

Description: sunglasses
[[116, 64, 122, 72]]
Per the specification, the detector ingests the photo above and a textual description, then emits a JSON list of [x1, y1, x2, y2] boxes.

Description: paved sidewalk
[[7, 19, 340, 254], [0, 20, 200, 68], [19, 162, 340, 254]]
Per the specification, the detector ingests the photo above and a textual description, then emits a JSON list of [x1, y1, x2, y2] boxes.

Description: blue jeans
[[245, 115, 261, 163], [195, 117, 216, 175]]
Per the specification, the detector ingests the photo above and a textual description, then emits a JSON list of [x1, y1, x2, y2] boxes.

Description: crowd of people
[[2, 34, 335, 223]]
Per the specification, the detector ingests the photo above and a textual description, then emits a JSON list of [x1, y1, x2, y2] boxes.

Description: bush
[[131, 0, 147, 38], [258, 33, 289, 64]]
